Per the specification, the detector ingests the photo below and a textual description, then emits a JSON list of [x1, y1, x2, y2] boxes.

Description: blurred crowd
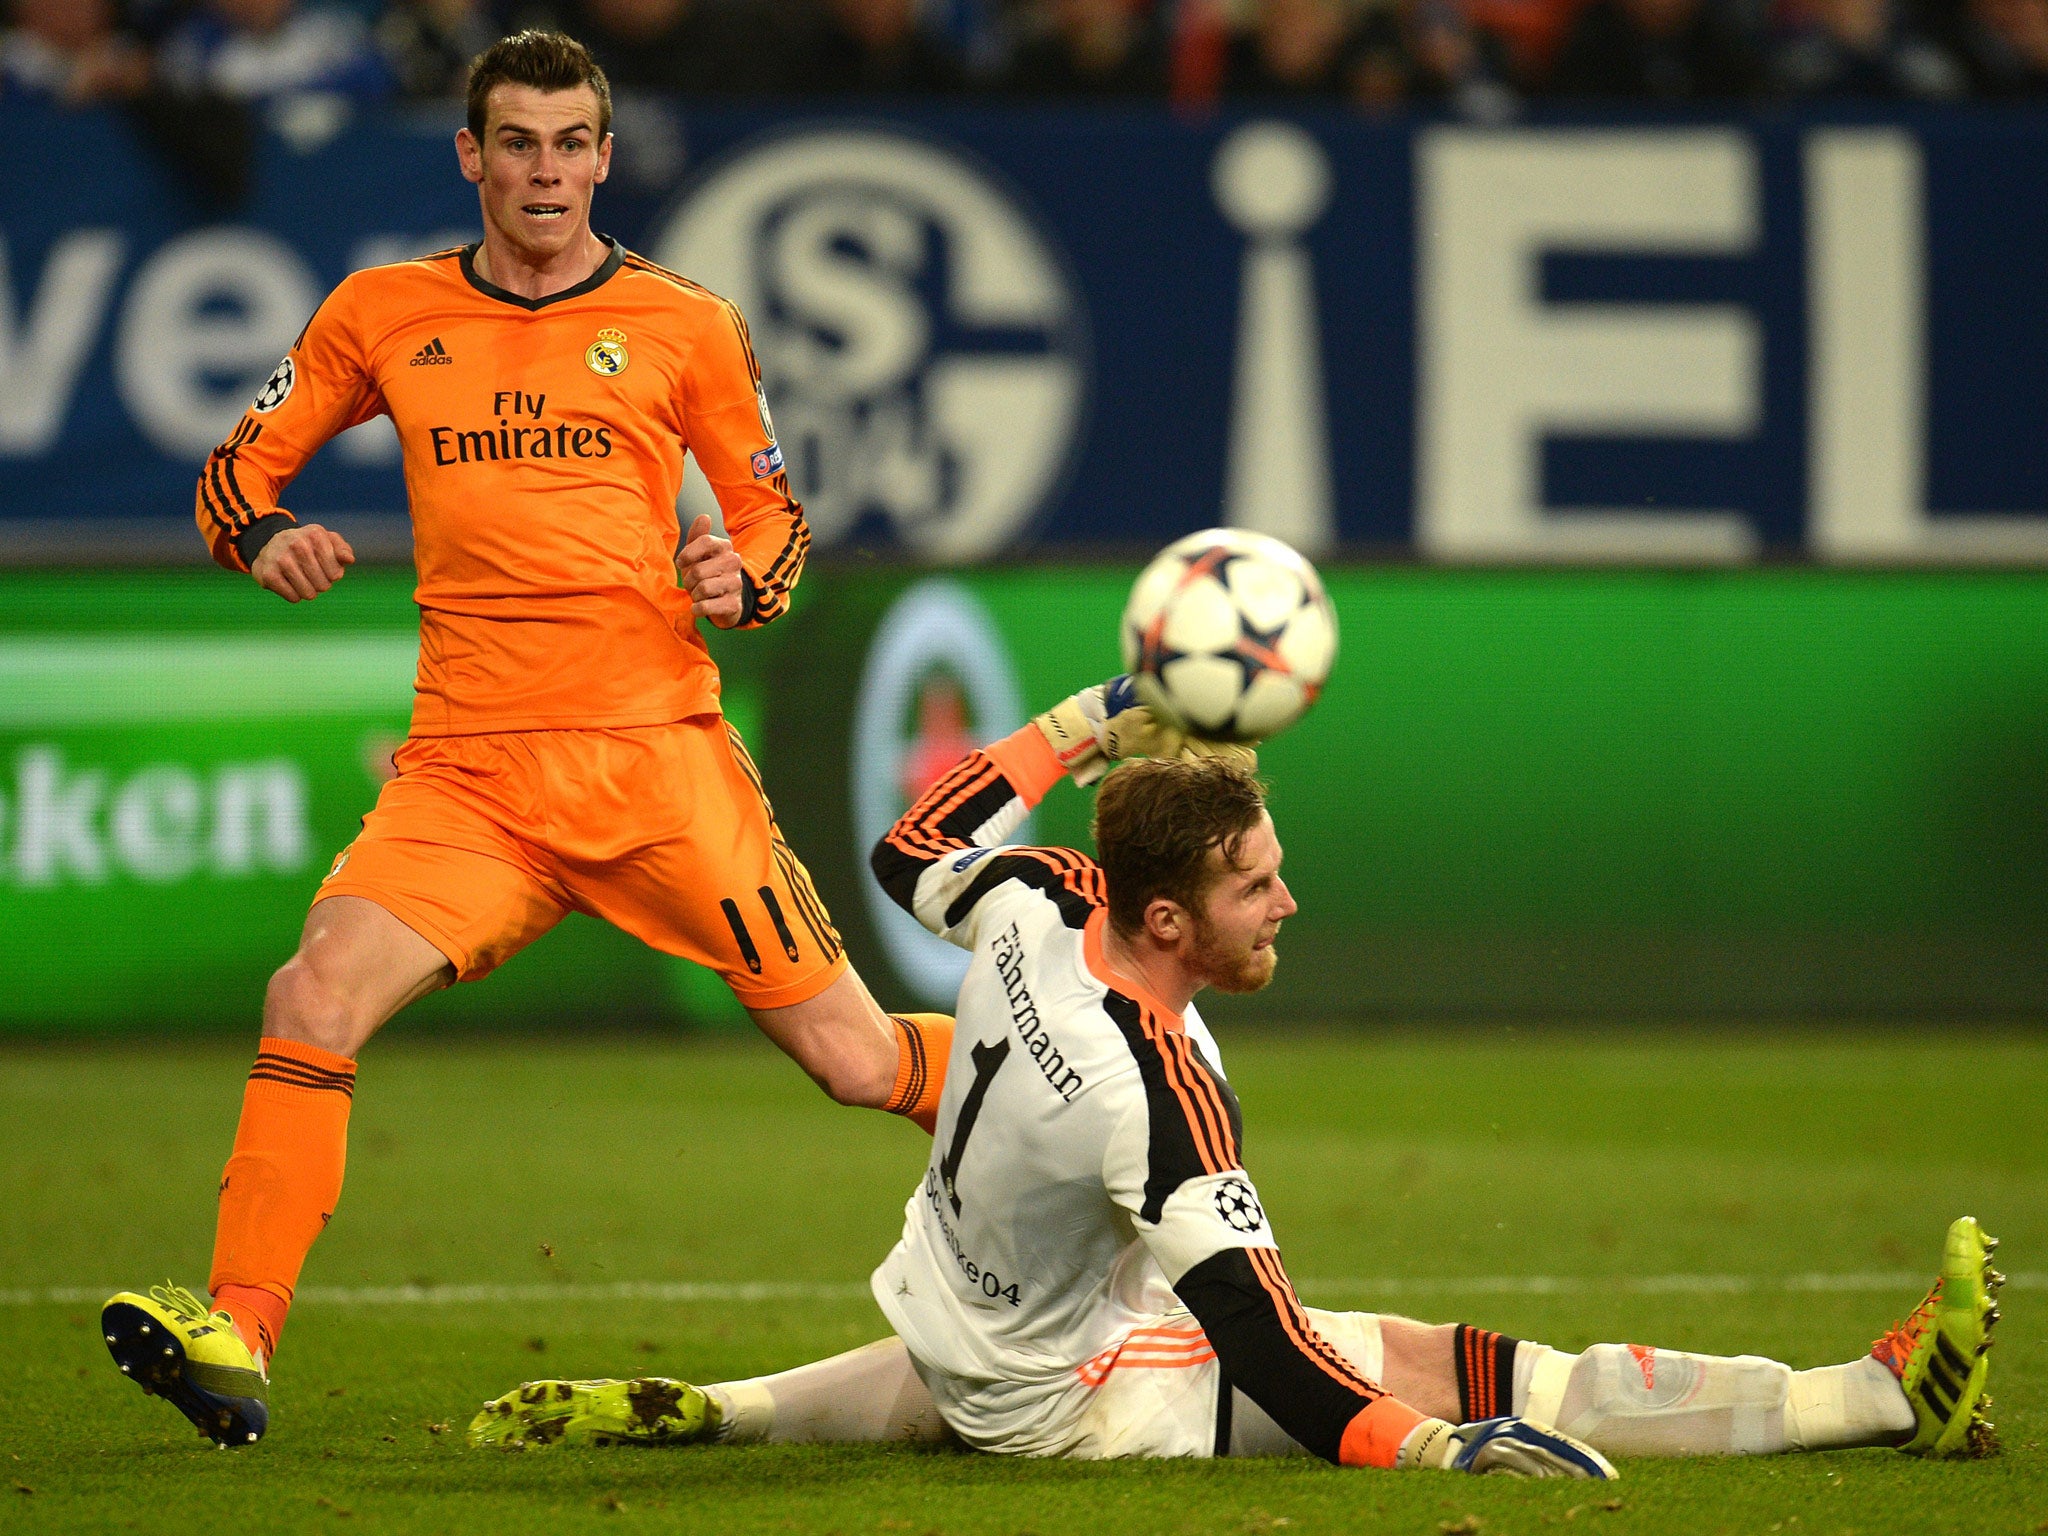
[[7, 0, 2048, 133]]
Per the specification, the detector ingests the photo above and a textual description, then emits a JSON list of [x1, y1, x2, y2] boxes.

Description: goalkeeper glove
[[1032, 677, 1258, 787], [1031, 683, 1113, 784], [1396, 1416, 1618, 1480]]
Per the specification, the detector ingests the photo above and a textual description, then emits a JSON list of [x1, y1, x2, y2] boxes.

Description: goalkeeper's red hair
[[1091, 757, 1269, 939]]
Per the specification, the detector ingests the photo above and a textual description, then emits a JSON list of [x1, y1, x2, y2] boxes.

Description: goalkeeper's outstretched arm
[[869, 715, 1079, 953], [870, 678, 1255, 953]]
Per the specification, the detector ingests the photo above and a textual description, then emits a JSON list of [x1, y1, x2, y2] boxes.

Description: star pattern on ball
[[1139, 543, 1242, 674], [1122, 527, 1337, 744], [1231, 616, 1293, 687]]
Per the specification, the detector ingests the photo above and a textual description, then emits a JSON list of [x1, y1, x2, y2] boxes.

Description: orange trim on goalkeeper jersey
[[196, 239, 809, 736]]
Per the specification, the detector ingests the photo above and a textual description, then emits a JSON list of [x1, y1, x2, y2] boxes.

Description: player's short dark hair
[[466, 31, 612, 144], [1092, 758, 1268, 937]]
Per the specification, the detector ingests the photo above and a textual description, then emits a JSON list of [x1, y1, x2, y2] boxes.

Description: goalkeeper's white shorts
[[921, 1307, 1386, 1461]]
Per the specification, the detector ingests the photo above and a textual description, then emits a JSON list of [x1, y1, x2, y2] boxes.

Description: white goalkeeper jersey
[[868, 726, 1402, 1463]]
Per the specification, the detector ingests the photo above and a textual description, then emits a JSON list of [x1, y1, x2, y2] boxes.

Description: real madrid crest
[[585, 326, 629, 377]]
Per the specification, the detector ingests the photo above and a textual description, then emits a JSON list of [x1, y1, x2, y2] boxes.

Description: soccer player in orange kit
[[99, 30, 954, 1447]]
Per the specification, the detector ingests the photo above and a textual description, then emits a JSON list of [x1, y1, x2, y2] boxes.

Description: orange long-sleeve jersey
[[196, 240, 810, 736]]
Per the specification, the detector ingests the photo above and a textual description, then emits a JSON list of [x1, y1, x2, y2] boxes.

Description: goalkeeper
[[471, 681, 1999, 1472]]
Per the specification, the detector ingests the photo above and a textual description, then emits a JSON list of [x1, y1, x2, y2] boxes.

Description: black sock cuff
[[1454, 1324, 1524, 1422], [883, 1016, 928, 1117], [248, 1043, 357, 1098]]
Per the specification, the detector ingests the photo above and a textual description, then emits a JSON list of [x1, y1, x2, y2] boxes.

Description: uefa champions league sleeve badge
[[585, 328, 629, 377], [252, 355, 295, 412]]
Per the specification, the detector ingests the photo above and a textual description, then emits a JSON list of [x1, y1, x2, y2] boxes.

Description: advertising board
[[4, 565, 2041, 1030], [11, 103, 2048, 563]]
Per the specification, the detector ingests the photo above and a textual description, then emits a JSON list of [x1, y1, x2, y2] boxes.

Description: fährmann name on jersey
[[992, 923, 1084, 1102]]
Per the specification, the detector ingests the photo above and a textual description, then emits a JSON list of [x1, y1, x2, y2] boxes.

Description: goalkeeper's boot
[[468, 1378, 721, 1449], [102, 1283, 269, 1447], [1870, 1215, 2002, 1457], [1402, 1416, 1618, 1479]]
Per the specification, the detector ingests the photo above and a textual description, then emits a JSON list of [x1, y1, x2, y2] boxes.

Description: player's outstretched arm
[[870, 678, 1262, 950], [250, 523, 356, 603], [868, 718, 1074, 948]]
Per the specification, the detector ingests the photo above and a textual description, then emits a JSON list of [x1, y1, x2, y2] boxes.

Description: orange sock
[[883, 1014, 953, 1134], [208, 1038, 356, 1362]]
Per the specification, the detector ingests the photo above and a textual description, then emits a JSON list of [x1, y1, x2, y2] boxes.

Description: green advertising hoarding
[[0, 574, 726, 1032], [2, 566, 2044, 1031]]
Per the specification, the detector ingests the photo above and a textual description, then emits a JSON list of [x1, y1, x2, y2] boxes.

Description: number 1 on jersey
[[939, 1038, 1010, 1216]]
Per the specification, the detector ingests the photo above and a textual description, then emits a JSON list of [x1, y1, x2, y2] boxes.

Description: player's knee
[[1376, 1314, 1440, 1341], [1571, 1343, 1790, 1417], [263, 957, 364, 1057]]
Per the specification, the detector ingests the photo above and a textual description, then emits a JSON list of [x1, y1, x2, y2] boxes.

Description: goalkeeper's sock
[[1782, 1356, 1916, 1450], [706, 1338, 948, 1445], [1515, 1342, 1914, 1456], [208, 1038, 356, 1362], [1453, 1325, 1525, 1421], [883, 1014, 953, 1134]]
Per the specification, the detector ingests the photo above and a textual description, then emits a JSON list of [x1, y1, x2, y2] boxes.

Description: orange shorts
[[318, 717, 847, 1008]]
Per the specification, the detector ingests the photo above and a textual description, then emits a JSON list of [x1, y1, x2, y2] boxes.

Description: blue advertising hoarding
[[8, 99, 2048, 562]]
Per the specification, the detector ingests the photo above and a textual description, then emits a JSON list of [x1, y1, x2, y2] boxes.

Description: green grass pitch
[[3, 1027, 2042, 1535]]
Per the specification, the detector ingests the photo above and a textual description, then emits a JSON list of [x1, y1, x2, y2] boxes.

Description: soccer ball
[[1120, 529, 1338, 743]]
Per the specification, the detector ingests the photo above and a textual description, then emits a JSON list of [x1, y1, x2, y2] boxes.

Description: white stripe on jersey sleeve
[[967, 794, 1031, 849], [907, 834, 1032, 950], [1104, 1098, 1277, 1286], [1145, 1171, 1279, 1284]]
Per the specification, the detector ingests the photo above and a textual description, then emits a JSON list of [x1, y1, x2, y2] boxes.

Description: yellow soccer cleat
[[468, 1377, 722, 1449], [102, 1283, 269, 1447], [1870, 1216, 2003, 1457]]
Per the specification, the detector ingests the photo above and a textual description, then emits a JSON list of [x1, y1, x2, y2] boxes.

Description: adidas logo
[[409, 337, 453, 367]]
